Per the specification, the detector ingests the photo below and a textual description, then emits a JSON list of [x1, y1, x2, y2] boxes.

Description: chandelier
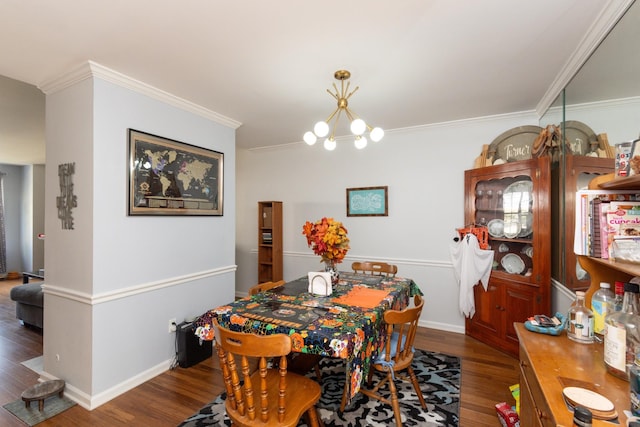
[[303, 70, 384, 150]]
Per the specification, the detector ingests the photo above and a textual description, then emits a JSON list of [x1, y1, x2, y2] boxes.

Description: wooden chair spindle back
[[212, 319, 322, 427], [351, 261, 398, 277], [346, 294, 426, 427], [249, 279, 286, 296], [383, 294, 423, 366]]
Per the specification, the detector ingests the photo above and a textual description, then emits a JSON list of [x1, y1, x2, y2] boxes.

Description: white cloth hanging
[[449, 233, 495, 318]]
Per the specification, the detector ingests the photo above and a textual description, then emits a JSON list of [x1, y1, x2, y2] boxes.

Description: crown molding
[[38, 61, 241, 129]]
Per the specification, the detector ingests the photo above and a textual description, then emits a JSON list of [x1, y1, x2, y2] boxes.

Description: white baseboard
[[420, 319, 465, 334], [38, 359, 173, 410]]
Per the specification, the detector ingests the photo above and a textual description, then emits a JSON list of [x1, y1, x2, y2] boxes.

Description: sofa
[[9, 282, 43, 328]]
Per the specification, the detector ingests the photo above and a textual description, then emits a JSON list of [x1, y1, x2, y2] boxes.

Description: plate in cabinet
[[501, 253, 525, 274], [487, 219, 504, 237], [521, 245, 533, 258], [503, 180, 533, 201], [518, 212, 533, 237], [503, 180, 533, 217]]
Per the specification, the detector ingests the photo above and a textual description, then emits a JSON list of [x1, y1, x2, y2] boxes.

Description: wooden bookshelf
[[257, 201, 283, 282]]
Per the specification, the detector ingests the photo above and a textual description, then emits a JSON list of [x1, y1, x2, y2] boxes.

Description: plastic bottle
[[591, 282, 615, 335], [604, 282, 640, 380], [567, 291, 594, 344], [630, 364, 640, 416], [614, 281, 625, 312]]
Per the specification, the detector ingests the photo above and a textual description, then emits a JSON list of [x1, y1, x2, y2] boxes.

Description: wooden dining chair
[[248, 279, 286, 296], [351, 261, 398, 277], [341, 295, 426, 426], [212, 319, 322, 427]]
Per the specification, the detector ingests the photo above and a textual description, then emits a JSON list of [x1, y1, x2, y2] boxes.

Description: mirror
[[564, 2, 640, 144], [542, 1, 639, 290]]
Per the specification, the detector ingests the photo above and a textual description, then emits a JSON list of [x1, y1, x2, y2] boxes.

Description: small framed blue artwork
[[346, 186, 388, 217]]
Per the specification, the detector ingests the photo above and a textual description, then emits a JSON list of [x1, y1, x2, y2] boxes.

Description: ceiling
[[0, 0, 624, 165]]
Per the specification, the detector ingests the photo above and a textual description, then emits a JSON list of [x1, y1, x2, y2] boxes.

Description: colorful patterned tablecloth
[[194, 272, 423, 401]]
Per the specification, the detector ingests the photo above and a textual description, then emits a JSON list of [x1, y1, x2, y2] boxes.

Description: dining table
[[194, 271, 423, 403]]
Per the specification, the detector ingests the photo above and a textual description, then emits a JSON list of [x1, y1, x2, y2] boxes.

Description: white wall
[[236, 112, 539, 332], [42, 63, 237, 409]]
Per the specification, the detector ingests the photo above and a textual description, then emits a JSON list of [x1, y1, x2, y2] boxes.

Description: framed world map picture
[[128, 129, 224, 216]]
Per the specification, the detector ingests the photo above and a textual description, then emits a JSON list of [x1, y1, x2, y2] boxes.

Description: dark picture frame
[[346, 186, 388, 217], [128, 129, 223, 216]]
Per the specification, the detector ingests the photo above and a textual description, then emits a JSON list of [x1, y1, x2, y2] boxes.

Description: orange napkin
[[332, 286, 390, 309]]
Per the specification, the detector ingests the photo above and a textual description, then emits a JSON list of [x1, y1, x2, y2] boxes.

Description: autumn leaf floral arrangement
[[302, 217, 350, 266]]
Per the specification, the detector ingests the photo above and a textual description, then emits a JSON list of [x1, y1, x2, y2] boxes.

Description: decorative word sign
[[502, 143, 532, 161], [57, 162, 77, 230], [487, 125, 542, 163]]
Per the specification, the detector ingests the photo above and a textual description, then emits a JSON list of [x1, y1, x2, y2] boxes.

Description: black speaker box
[[177, 321, 212, 368]]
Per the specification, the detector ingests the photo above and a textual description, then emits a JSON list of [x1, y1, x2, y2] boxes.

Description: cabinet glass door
[[473, 175, 533, 277]]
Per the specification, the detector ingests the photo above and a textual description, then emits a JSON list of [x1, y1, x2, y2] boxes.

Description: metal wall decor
[[57, 162, 77, 230]]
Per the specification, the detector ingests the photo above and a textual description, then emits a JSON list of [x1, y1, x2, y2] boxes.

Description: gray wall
[[31, 165, 45, 272], [0, 163, 44, 273]]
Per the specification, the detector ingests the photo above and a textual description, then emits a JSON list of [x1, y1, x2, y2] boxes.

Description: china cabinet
[[552, 156, 614, 291], [464, 157, 551, 356], [257, 201, 283, 283]]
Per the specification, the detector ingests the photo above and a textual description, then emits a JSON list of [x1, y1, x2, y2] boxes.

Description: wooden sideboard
[[515, 322, 630, 426]]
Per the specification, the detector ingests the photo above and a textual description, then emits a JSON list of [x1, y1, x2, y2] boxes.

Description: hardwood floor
[[0, 278, 519, 426]]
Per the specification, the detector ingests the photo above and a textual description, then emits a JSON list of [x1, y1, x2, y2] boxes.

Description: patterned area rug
[[179, 349, 460, 427]]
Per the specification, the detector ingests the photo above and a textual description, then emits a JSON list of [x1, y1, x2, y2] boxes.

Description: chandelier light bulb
[[303, 131, 317, 145], [314, 121, 329, 138], [350, 118, 366, 136], [370, 127, 384, 142], [324, 137, 337, 151], [354, 136, 368, 149]]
